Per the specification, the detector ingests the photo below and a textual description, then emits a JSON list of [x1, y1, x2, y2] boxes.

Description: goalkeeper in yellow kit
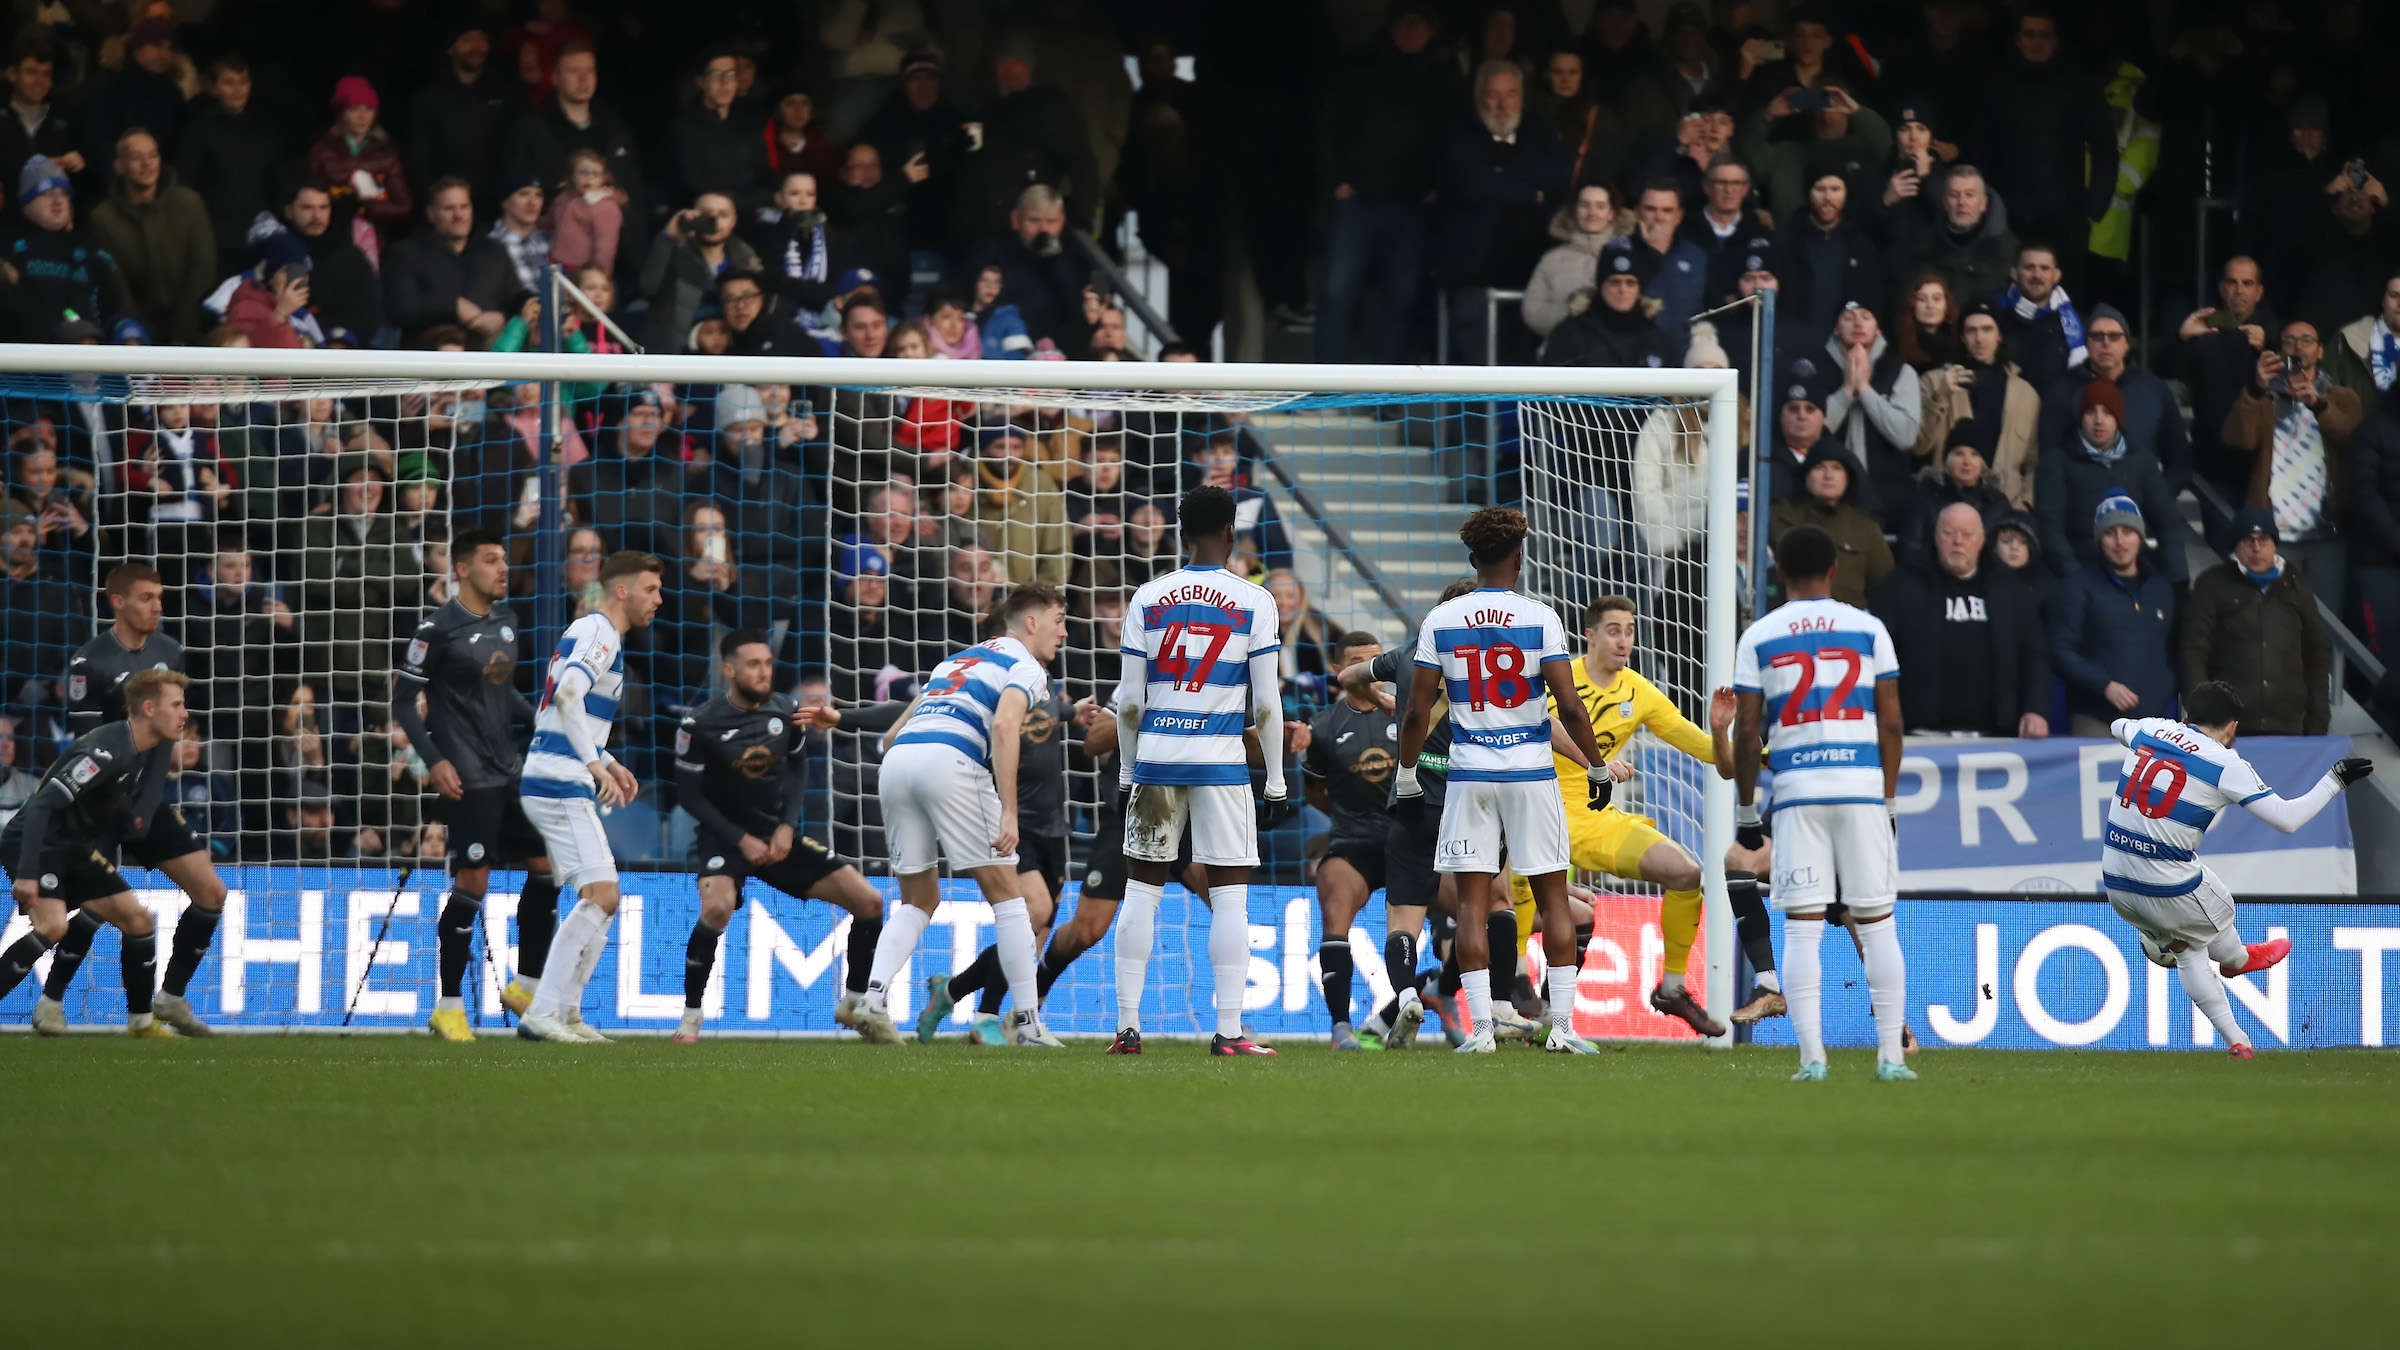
[[1507, 595, 1728, 1037]]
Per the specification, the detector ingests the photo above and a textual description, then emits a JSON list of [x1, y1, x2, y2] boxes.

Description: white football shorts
[[520, 791, 617, 894], [1434, 779, 1569, 877], [881, 742, 1016, 875], [1768, 801, 1897, 916], [1124, 783, 1257, 868], [2106, 867, 2236, 954]]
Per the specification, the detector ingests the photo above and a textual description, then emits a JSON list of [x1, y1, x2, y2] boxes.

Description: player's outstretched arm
[[2243, 758, 2375, 833]]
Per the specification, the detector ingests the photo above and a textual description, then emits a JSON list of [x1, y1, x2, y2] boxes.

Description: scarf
[[781, 220, 828, 284], [2242, 556, 2283, 592], [2081, 431, 2127, 467], [2267, 378, 2329, 536], [2000, 283, 2086, 367], [2372, 320, 2400, 392], [1963, 356, 2007, 429]]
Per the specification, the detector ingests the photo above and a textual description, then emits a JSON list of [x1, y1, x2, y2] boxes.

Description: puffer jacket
[[1521, 205, 1625, 337]]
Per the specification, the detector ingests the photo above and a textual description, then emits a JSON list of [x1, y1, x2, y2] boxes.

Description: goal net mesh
[[0, 363, 1740, 1037]]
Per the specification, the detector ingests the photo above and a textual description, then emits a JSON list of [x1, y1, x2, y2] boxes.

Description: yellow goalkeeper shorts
[[1509, 806, 1674, 914]]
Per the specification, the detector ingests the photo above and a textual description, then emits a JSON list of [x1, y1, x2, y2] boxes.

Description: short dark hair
[[1583, 595, 1637, 629], [123, 667, 189, 713], [840, 292, 887, 322], [1775, 525, 1837, 582], [450, 526, 504, 564], [597, 550, 664, 588], [717, 269, 764, 294], [1334, 629, 1381, 658], [1180, 485, 1237, 540], [2184, 680, 2245, 729], [1157, 341, 1200, 360], [105, 562, 161, 596], [2017, 240, 2059, 266], [1001, 584, 1066, 629], [1459, 507, 1528, 567], [426, 175, 473, 204], [207, 53, 249, 79], [719, 627, 771, 659], [12, 35, 55, 66]]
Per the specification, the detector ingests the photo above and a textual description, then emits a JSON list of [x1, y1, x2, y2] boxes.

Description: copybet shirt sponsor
[[890, 635, 1050, 767], [521, 612, 625, 798], [1732, 596, 1900, 809], [1121, 565, 1280, 786], [1412, 588, 1571, 783]]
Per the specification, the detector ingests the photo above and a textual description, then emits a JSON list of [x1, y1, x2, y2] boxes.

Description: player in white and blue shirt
[[856, 585, 1071, 1047], [2101, 681, 2372, 1057], [517, 553, 664, 1042], [1106, 487, 1292, 1056], [1729, 525, 1909, 1080], [1394, 508, 1604, 1055]]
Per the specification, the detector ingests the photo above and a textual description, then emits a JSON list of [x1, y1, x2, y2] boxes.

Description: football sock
[[436, 892, 480, 1000], [1547, 962, 1578, 1034], [1572, 922, 1593, 959], [1460, 968, 1493, 1039], [40, 910, 100, 1000], [1660, 886, 1703, 987], [844, 913, 880, 994], [1728, 871, 1776, 981], [1860, 915, 1907, 1065], [1383, 930, 1417, 994], [1207, 885, 1247, 1039], [683, 919, 723, 1010], [1114, 879, 1162, 1032], [2206, 928, 2249, 971], [516, 873, 561, 979], [1437, 946, 1463, 998], [121, 931, 157, 1016], [1785, 917, 1825, 1066], [0, 931, 47, 999], [861, 904, 931, 1011], [947, 945, 999, 1002], [162, 903, 221, 999], [527, 899, 610, 1020], [2177, 947, 2248, 1047], [1036, 932, 1079, 1000], [1485, 912, 1519, 994], [992, 898, 1040, 1016], [1318, 938, 1352, 1027]]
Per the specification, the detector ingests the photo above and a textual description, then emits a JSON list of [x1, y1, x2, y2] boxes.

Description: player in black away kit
[[392, 529, 560, 1040], [671, 630, 886, 1040], [1304, 630, 1406, 1050], [34, 565, 228, 1037], [3, 669, 192, 1036]]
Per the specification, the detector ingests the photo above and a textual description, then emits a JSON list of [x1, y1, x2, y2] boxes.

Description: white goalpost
[[0, 345, 1741, 1042]]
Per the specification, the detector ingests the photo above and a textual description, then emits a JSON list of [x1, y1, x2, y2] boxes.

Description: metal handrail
[[1246, 431, 1418, 632], [1065, 229, 1180, 350]]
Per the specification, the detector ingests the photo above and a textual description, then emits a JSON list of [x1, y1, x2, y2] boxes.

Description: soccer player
[[2, 670, 192, 1036], [670, 629, 887, 1042], [1305, 629, 1414, 1050], [852, 584, 1071, 1047], [391, 528, 561, 1042], [1506, 595, 1727, 1037], [1110, 485, 1295, 1057], [1395, 509, 1606, 1055], [2102, 680, 2371, 1058], [32, 563, 227, 1037], [514, 551, 664, 1044], [1729, 525, 1909, 1082]]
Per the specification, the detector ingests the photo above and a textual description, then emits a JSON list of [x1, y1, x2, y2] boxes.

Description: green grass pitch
[[3, 1035, 2393, 1346]]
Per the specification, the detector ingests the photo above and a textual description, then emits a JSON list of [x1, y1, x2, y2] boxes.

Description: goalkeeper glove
[[2333, 757, 2375, 788], [1588, 773, 1612, 812], [1735, 802, 1766, 851], [1256, 783, 1297, 829]]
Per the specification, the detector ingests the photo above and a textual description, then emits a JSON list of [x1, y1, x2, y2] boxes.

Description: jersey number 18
[[1453, 641, 1532, 710]]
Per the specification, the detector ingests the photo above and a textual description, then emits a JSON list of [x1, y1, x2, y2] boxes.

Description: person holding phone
[[637, 191, 760, 352]]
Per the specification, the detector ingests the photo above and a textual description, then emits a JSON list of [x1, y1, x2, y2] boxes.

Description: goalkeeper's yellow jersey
[[1548, 659, 1715, 805]]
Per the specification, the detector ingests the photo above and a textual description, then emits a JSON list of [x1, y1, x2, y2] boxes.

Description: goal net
[[0, 348, 1742, 1038]]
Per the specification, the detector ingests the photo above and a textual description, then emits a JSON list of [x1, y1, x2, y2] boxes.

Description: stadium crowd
[[4, 0, 2400, 867]]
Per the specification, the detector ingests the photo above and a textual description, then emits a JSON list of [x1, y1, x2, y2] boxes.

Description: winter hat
[[112, 317, 152, 345], [1891, 97, 1939, 138], [1780, 356, 1833, 411], [53, 317, 104, 343], [252, 231, 312, 279], [836, 266, 880, 296], [899, 51, 942, 78], [1795, 442, 1855, 499], [2289, 95, 2330, 132], [17, 155, 69, 205], [713, 384, 767, 430], [834, 534, 890, 579], [127, 15, 176, 51], [2077, 377, 2125, 422], [1684, 321, 1729, 369], [2087, 302, 2129, 331], [978, 423, 1032, 452], [993, 32, 1038, 69], [2092, 490, 2144, 539], [2228, 506, 2279, 543], [331, 76, 380, 113]]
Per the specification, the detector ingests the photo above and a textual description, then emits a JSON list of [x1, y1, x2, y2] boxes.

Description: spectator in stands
[[672, 51, 769, 212], [272, 782, 346, 862], [562, 527, 606, 616], [1617, 182, 1707, 352], [2222, 318, 2360, 612], [2326, 272, 2400, 407], [766, 85, 840, 186], [2178, 256, 2278, 499], [300, 458, 411, 698], [572, 393, 680, 559], [1770, 442, 1892, 609], [4, 157, 128, 340], [950, 36, 1099, 242], [278, 181, 383, 340], [954, 184, 1087, 355], [941, 542, 1007, 649], [1891, 273, 1962, 372], [175, 57, 282, 276], [1772, 169, 1882, 356], [1683, 156, 1768, 274], [186, 543, 292, 728], [1975, 10, 2113, 290], [1523, 183, 1624, 339], [2299, 175, 2399, 351], [2182, 508, 2330, 737], [549, 150, 625, 279], [1822, 301, 1922, 529], [1993, 241, 2084, 394], [650, 501, 772, 715], [1315, 5, 1453, 364], [1647, 92, 1736, 213], [2037, 303, 2186, 489], [1263, 568, 1337, 680], [1587, 0, 1679, 152], [2051, 492, 2180, 735], [966, 423, 1068, 589], [1873, 501, 2050, 737], [823, 142, 913, 300], [1901, 427, 2014, 564], [309, 78, 412, 247], [860, 53, 966, 255], [718, 270, 814, 359], [0, 716, 38, 811], [1, 514, 75, 710], [487, 170, 551, 297], [639, 192, 758, 353], [407, 22, 511, 217], [1436, 57, 1572, 359], [0, 39, 81, 229], [82, 15, 185, 163], [1875, 97, 1956, 255], [829, 536, 916, 706], [500, 43, 647, 225], [88, 129, 214, 345], [1192, 429, 1293, 578], [2037, 377, 2186, 585], [1543, 250, 1670, 367], [1916, 300, 2037, 508], [1764, 362, 1834, 500], [1990, 511, 2045, 594], [219, 233, 319, 351], [745, 171, 839, 325], [1910, 165, 2016, 313], [1735, 80, 1877, 227], [384, 178, 520, 342]]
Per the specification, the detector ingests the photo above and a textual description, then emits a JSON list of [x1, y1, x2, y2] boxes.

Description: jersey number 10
[[2118, 747, 2189, 819]]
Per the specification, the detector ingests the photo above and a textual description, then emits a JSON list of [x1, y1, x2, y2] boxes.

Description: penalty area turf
[[1, 1036, 2392, 1346]]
